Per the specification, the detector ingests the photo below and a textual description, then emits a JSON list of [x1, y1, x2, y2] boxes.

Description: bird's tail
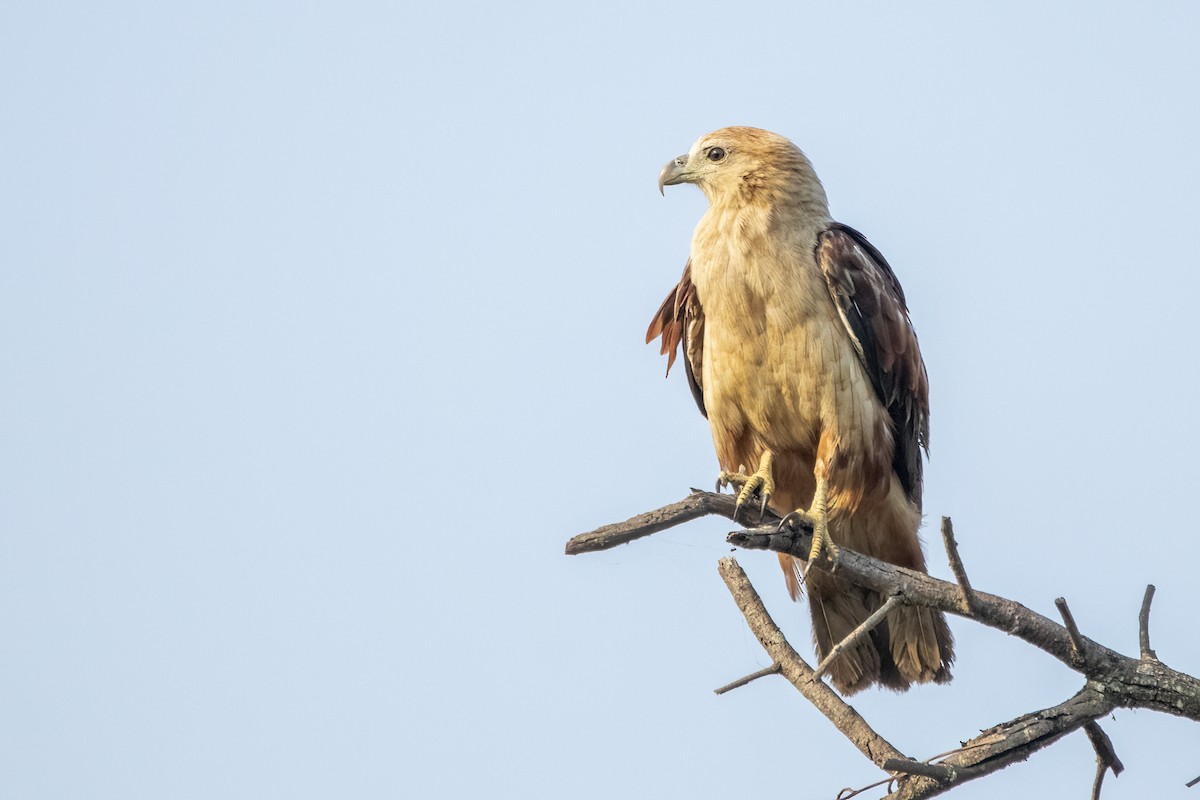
[[776, 493, 955, 695], [886, 602, 954, 687], [798, 565, 952, 695]]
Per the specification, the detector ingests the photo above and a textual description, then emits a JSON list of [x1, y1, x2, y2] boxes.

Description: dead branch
[[713, 663, 780, 695], [938, 517, 976, 614], [724, 522, 1200, 719], [1083, 721, 1124, 800], [876, 687, 1116, 799], [1139, 584, 1157, 661], [717, 557, 908, 767], [564, 489, 787, 555], [1054, 597, 1087, 669], [567, 491, 1200, 797]]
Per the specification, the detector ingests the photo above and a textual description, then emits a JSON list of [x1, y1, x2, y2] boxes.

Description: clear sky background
[[4, 2, 1200, 798]]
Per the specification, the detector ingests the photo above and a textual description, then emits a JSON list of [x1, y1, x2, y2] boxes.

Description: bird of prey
[[647, 127, 953, 694]]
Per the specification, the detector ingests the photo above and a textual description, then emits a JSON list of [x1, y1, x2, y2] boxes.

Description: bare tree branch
[[724, 520, 1200, 720], [883, 760, 956, 781], [880, 687, 1115, 799], [717, 557, 908, 767], [564, 491, 751, 554], [567, 491, 1200, 797]]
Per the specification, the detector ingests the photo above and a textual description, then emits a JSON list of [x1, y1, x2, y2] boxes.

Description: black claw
[[778, 510, 804, 532]]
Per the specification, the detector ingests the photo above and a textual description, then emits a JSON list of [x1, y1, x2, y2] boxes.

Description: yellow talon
[[718, 452, 775, 522], [716, 470, 746, 493], [806, 522, 835, 566], [775, 474, 836, 577]]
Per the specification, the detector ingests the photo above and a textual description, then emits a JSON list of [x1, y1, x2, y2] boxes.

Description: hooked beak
[[658, 154, 691, 195]]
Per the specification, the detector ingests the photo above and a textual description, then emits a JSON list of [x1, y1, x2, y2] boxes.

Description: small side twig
[[714, 663, 780, 695], [814, 595, 903, 680], [1083, 720, 1124, 800], [1055, 597, 1087, 669], [1139, 584, 1158, 661], [939, 517, 976, 615], [838, 777, 895, 799]]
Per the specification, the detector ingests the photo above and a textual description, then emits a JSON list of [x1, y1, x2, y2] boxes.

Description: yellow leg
[[779, 473, 838, 577], [715, 451, 775, 521]]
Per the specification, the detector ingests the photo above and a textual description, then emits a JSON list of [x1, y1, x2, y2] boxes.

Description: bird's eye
[[706, 147, 726, 162]]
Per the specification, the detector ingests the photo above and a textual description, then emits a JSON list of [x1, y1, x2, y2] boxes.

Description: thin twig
[[1139, 584, 1158, 661], [716, 557, 907, 767], [713, 663, 780, 695], [814, 595, 903, 680], [1091, 762, 1106, 800], [1055, 597, 1087, 669], [1083, 720, 1123, 800], [838, 777, 895, 799], [939, 517, 976, 615], [1083, 721, 1124, 775], [1186, 774, 1200, 788]]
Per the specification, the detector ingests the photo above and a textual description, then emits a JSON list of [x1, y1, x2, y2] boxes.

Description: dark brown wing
[[816, 223, 930, 505], [645, 261, 706, 417]]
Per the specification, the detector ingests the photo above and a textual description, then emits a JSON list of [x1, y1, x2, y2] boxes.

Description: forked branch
[[567, 491, 1200, 797]]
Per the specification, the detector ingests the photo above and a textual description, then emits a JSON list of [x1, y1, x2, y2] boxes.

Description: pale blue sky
[[4, 2, 1200, 798]]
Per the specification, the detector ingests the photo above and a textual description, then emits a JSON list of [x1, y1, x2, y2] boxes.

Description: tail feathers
[[778, 553, 802, 601], [801, 570, 953, 695], [808, 590, 881, 693], [889, 604, 954, 685]]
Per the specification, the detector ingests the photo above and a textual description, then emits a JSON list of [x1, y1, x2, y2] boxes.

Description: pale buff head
[[658, 126, 830, 217]]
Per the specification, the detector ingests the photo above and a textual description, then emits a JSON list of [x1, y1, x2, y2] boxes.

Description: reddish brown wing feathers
[[646, 262, 706, 417], [816, 224, 930, 505]]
